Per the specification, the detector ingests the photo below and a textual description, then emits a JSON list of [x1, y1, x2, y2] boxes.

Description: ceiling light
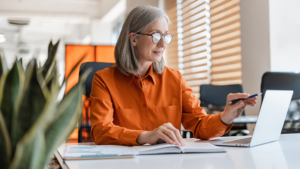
[[8, 18, 30, 26], [0, 33, 5, 43], [0, 38, 6, 43]]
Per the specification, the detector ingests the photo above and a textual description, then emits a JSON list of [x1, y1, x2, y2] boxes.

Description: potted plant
[[0, 40, 90, 169]]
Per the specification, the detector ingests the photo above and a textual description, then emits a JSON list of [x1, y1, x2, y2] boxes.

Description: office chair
[[200, 84, 249, 136], [78, 62, 115, 143], [261, 72, 300, 133]]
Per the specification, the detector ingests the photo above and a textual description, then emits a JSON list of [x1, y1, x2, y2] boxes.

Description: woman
[[90, 6, 256, 146]]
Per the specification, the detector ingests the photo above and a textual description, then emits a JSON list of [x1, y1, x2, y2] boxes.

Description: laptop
[[213, 90, 293, 147]]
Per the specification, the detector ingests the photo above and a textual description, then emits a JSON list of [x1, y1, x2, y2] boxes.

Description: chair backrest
[[200, 84, 244, 106], [200, 84, 244, 115], [261, 72, 300, 133], [261, 72, 300, 100], [79, 62, 115, 97]]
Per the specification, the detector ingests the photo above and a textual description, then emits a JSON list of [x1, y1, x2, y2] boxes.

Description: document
[[63, 142, 226, 159]]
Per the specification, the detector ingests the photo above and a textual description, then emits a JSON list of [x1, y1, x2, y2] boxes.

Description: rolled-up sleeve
[[180, 73, 233, 140], [90, 72, 144, 145]]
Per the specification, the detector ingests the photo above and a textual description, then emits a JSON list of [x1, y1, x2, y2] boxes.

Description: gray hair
[[114, 5, 170, 76]]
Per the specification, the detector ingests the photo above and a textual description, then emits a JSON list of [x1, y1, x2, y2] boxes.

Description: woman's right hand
[[136, 122, 185, 146]]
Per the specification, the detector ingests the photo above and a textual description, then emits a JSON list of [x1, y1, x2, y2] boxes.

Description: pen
[[228, 93, 263, 104]]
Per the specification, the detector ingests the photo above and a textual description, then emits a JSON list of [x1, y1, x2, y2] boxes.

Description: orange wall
[[65, 45, 115, 94], [96, 45, 115, 63], [65, 45, 115, 142]]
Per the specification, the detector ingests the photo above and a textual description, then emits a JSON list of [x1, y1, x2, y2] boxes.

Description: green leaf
[[11, 59, 47, 155], [48, 40, 53, 54], [0, 61, 23, 136], [17, 58, 22, 65], [42, 40, 59, 78], [8, 92, 57, 169], [17, 58, 24, 72], [0, 54, 8, 79], [9, 131, 46, 169], [29, 131, 46, 169], [44, 62, 57, 91], [9, 72, 58, 169], [43, 68, 91, 166], [5, 41, 94, 169], [44, 84, 82, 166], [48, 63, 59, 93], [0, 60, 23, 165], [0, 111, 11, 169], [0, 72, 7, 114]]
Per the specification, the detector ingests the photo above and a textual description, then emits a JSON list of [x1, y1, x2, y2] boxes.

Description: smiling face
[[129, 17, 169, 65]]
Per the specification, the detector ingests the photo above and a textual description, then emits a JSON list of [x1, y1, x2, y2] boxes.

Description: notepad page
[[180, 143, 226, 153], [134, 143, 181, 155]]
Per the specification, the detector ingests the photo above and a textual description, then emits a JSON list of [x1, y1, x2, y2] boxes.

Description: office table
[[56, 133, 300, 169]]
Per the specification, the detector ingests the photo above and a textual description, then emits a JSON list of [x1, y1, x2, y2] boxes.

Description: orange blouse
[[90, 64, 233, 145]]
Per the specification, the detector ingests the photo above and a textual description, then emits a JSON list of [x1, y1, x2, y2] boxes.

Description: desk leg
[[78, 127, 82, 143]]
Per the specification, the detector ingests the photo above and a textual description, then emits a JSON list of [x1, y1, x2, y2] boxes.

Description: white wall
[[240, 0, 300, 134], [269, 0, 300, 72], [91, 19, 113, 45], [240, 0, 271, 116], [126, 0, 159, 14]]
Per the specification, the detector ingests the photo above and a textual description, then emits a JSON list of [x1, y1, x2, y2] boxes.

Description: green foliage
[[0, 40, 90, 169]]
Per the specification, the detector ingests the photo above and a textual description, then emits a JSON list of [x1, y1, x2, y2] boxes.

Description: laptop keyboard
[[224, 137, 252, 144]]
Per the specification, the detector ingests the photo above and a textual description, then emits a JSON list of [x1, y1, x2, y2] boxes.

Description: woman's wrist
[[220, 112, 234, 125], [136, 131, 149, 145]]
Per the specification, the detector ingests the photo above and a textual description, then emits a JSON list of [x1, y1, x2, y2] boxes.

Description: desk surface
[[58, 134, 300, 169]]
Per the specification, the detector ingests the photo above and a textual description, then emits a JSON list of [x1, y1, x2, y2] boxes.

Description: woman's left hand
[[220, 93, 257, 125]]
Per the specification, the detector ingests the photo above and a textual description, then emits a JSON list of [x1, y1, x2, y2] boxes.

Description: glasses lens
[[152, 33, 161, 44], [164, 34, 173, 45]]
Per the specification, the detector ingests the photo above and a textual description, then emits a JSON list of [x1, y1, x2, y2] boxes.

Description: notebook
[[62, 142, 226, 160], [135, 142, 226, 155]]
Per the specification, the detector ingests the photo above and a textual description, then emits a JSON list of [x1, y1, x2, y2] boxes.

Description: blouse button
[[143, 82, 145, 85]]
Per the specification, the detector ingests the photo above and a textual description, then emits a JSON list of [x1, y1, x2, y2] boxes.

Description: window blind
[[210, 0, 242, 85], [177, 0, 211, 99], [164, 0, 179, 70], [176, 0, 242, 98]]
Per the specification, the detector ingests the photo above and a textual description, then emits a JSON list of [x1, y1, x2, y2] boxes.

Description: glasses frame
[[136, 32, 174, 45]]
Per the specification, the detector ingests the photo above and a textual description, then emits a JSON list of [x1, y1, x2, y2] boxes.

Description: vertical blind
[[165, 0, 242, 99]]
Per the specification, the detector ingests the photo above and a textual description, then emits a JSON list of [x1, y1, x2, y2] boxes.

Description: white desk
[[57, 134, 300, 169]]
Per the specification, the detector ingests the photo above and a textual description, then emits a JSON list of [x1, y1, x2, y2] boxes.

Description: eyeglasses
[[136, 32, 174, 45]]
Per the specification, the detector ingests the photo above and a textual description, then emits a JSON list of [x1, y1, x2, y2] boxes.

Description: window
[[165, 0, 242, 99]]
